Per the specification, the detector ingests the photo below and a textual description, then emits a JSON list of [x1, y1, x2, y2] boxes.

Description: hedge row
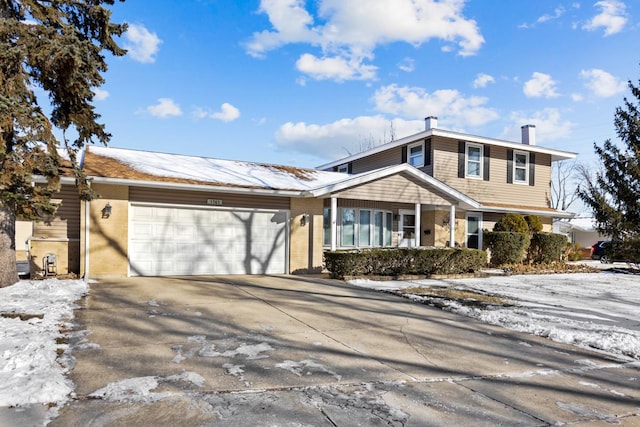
[[484, 231, 530, 265], [324, 248, 487, 279], [484, 231, 568, 266], [528, 232, 568, 264]]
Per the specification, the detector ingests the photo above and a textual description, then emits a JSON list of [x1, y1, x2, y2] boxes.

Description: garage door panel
[[129, 205, 287, 276]]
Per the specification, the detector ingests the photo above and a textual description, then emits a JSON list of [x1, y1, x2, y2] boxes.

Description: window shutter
[[425, 139, 432, 166], [458, 141, 465, 178], [529, 153, 536, 186], [347, 163, 353, 174], [401, 146, 407, 163], [483, 145, 490, 181], [507, 149, 513, 184]]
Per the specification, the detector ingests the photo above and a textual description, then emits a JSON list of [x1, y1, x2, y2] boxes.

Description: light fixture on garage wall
[[102, 202, 112, 219], [300, 213, 310, 227]]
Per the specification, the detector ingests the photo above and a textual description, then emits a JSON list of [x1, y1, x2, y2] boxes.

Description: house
[[26, 119, 576, 278], [317, 117, 576, 250], [554, 217, 607, 249]]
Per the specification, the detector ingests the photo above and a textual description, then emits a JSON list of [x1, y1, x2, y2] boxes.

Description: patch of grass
[[500, 263, 600, 275], [401, 286, 511, 307]]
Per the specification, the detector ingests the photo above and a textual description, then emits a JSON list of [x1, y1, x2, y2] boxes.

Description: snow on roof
[[85, 146, 349, 191]]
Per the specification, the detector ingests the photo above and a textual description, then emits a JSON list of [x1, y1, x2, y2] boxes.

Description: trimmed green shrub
[[524, 215, 543, 234], [527, 232, 568, 264], [484, 231, 529, 265], [323, 248, 487, 279], [493, 213, 529, 234]]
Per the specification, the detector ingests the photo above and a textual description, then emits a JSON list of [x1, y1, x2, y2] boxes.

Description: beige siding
[[349, 143, 434, 176], [350, 146, 404, 174], [129, 187, 290, 210], [333, 174, 453, 205], [432, 137, 552, 208], [33, 184, 81, 239]]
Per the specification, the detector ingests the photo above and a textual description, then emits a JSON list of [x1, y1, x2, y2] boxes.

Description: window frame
[[337, 163, 349, 173], [408, 141, 424, 167], [465, 142, 483, 179], [513, 150, 529, 184], [329, 208, 394, 249], [465, 213, 483, 249]]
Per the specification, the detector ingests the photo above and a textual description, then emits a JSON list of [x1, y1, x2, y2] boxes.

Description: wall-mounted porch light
[[300, 213, 310, 226], [102, 202, 112, 219]]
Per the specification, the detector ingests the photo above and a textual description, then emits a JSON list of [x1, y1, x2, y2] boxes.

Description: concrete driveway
[[53, 275, 639, 426]]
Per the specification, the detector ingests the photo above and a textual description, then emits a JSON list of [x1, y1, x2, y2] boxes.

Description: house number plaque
[[206, 199, 223, 206]]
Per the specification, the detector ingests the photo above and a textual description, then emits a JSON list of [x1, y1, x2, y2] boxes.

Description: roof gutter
[[87, 176, 307, 197], [478, 205, 576, 219]]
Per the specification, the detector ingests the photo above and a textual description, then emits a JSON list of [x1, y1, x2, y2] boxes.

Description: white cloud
[[295, 53, 377, 81], [398, 57, 415, 73], [473, 73, 495, 88], [246, 0, 484, 81], [212, 103, 241, 122], [124, 23, 162, 63], [523, 72, 559, 98], [372, 84, 499, 128], [275, 115, 424, 160], [579, 68, 626, 97], [93, 88, 109, 101], [571, 93, 585, 102], [193, 103, 241, 122], [503, 108, 574, 142], [147, 98, 182, 118], [582, 0, 627, 36]]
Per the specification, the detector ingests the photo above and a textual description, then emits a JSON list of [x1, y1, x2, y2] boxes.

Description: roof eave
[[316, 128, 577, 169], [478, 204, 576, 219], [306, 164, 481, 209], [87, 176, 305, 197]]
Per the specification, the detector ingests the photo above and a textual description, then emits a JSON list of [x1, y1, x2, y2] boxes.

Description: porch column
[[330, 197, 337, 251], [449, 204, 456, 248], [415, 203, 421, 247]]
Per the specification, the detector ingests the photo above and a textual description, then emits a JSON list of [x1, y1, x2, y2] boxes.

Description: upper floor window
[[513, 151, 529, 183], [466, 142, 483, 178], [408, 142, 424, 167], [337, 163, 349, 173]]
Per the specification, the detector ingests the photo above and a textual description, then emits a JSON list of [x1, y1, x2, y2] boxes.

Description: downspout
[[415, 203, 421, 247], [330, 197, 337, 251], [84, 198, 90, 282], [449, 204, 456, 248]]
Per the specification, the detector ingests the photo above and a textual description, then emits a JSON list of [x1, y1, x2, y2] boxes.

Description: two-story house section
[[317, 117, 577, 250]]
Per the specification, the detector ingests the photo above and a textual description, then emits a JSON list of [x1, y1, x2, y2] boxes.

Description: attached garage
[[128, 204, 289, 276]]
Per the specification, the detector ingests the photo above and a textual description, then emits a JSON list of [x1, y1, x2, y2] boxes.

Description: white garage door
[[129, 204, 288, 276]]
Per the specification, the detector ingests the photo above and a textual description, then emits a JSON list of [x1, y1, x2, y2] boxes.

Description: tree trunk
[[0, 204, 19, 287]]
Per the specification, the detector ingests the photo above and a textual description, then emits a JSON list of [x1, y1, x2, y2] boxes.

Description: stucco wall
[[289, 198, 324, 274], [29, 239, 69, 276], [82, 184, 130, 278], [433, 210, 466, 247]]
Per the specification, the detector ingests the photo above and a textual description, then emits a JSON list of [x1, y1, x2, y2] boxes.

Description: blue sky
[[91, 0, 638, 170]]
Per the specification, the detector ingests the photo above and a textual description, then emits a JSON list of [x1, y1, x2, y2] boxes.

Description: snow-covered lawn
[[350, 268, 640, 361], [0, 279, 87, 418]]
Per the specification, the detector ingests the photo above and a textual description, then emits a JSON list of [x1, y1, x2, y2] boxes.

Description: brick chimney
[[425, 116, 438, 130], [521, 124, 536, 145]]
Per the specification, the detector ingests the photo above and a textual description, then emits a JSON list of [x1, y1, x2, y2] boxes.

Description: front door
[[399, 210, 416, 247]]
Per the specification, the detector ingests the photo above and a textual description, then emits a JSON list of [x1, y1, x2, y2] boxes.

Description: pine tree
[[577, 71, 640, 261], [0, 0, 126, 287]]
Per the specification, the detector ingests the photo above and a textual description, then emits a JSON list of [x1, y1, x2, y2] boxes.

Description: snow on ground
[[0, 279, 87, 410], [350, 267, 640, 361], [1, 267, 639, 417]]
